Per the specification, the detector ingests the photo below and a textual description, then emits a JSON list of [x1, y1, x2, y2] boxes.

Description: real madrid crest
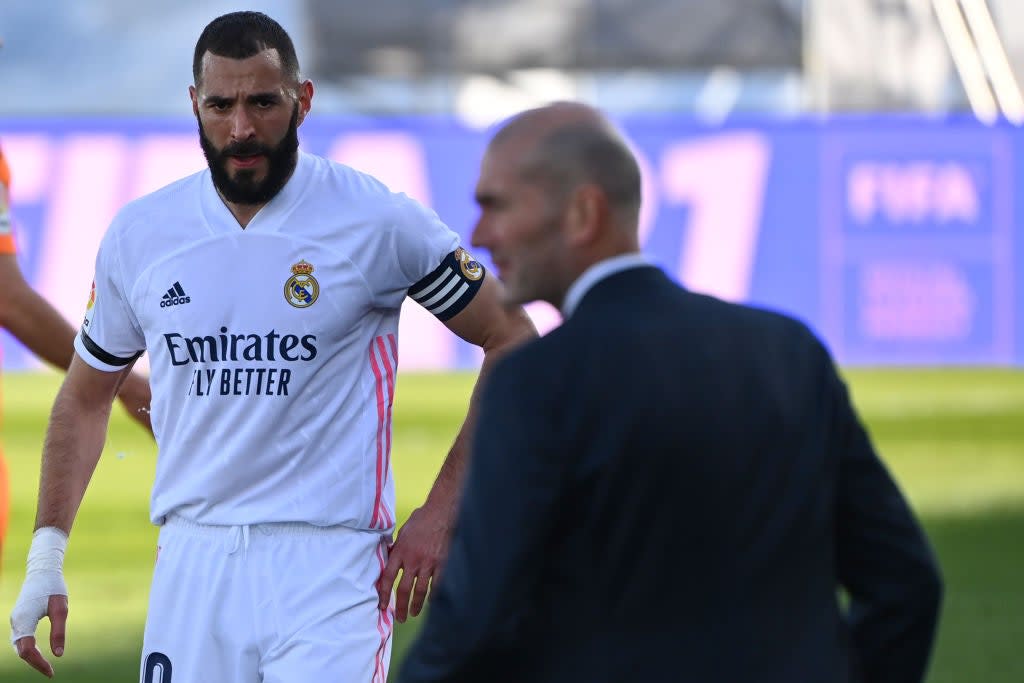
[[455, 247, 484, 281], [284, 260, 319, 308]]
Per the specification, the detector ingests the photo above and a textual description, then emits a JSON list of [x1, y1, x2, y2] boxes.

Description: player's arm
[[10, 353, 134, 677], [0, 253, 78, 370], [0, 254, 152, 434], [379, 271, 537, 623], [420, 273, 536, 530]]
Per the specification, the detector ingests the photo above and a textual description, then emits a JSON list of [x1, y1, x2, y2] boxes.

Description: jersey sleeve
[[389, 194, 460, 283], [375, 194, 486, 321], [74, 223, 146, 372]]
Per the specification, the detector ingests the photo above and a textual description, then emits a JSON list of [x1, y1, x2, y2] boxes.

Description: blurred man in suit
[[398, 102, 942, 683]]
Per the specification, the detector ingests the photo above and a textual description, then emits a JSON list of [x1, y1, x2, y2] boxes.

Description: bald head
[[490, 102, 610, 148], [489, 102, 642, 229], [472, 103, 644, 309]]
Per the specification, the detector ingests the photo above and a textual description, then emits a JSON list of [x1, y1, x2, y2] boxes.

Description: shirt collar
[[201, 151, 312, 235], [561, 252, 651, 318]]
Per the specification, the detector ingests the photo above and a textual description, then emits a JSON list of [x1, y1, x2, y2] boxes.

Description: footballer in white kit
[[79, 150, 479, 532], [9, 11, 535, 683], [77, 152, 487, 682]]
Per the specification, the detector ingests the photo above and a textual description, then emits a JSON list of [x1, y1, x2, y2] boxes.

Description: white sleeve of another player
[[74, 222, 146, 372]]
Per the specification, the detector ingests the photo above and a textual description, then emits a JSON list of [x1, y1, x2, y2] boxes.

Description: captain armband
[[408, 247, 486, 322]]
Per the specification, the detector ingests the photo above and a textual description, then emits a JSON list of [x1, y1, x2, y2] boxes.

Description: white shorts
[[139, 516, 394, 683]]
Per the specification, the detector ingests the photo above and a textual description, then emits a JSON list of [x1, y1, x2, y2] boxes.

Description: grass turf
[[0, 368, 1022, 682]]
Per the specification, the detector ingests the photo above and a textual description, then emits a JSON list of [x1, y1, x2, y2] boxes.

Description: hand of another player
[[376, 504, 452, 623], [116, 371, 154, 438], [11, 593, 69, 678]]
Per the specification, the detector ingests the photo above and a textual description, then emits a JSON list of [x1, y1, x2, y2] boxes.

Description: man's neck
[[559, 251, 648, 318], [221, 195, 265, 229], [217, 156, 300, 229]]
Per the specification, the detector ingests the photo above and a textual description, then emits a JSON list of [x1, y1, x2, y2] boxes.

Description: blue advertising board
[[1, 115, 1020, 369]]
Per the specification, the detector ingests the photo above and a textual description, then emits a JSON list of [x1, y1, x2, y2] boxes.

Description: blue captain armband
[[408, 247, 486, 321]]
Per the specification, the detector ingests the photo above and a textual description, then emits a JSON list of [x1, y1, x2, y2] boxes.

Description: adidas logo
[[160, 282, 191, 308]]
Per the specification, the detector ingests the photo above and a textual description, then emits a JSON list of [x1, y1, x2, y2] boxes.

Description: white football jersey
[[75, 151, 485, 530]]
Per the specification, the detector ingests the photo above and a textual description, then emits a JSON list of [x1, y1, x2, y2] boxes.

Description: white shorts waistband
[[159, 514, 388, 555], [160, 514, 376, 537]]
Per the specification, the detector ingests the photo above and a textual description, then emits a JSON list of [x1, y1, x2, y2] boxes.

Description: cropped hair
[[193, 11, 300, 85], [523, 125, 642, 219]]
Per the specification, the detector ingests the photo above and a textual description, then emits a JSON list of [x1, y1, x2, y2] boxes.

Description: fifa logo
[[284, 260, 319, 308]]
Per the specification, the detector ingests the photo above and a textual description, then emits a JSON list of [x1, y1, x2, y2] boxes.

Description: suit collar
[[562, 253, 651, 318]]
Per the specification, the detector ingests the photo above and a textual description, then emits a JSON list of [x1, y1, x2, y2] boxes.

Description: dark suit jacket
[[399, 266, 942, 683]]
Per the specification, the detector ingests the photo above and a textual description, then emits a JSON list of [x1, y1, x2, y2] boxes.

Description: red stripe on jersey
[[372, 540, 395, 683], [387, 334, 398, 364], [369, 344, 387, 529], [376, 335, 397, 527], [368, 335, 398, 529]]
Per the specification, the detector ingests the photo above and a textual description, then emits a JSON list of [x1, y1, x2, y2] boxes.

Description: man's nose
[[470, 216, 490, 248], [230, 107, 256, 141]]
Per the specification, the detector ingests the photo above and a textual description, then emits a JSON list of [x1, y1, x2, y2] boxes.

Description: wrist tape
[[10, 527, 69, 644]]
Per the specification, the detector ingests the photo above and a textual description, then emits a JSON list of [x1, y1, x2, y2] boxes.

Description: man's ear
[[297, 80, 314, 125], [564, 184, 607, 247], [189, 85, 200, 118]]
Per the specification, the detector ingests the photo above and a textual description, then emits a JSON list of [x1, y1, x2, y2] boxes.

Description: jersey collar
[[200, 151, 313, 235]]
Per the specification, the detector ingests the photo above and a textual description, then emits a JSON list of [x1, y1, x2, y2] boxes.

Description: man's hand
[[11, 595, 68, 678], [10, 527, 70, 678], [116, 371, 153, 437], [376, 505, 453, 622]]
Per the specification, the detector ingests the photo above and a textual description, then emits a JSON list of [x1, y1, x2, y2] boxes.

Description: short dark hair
[[192, 11, 300, 86]]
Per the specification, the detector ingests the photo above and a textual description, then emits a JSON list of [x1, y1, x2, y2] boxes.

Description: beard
[[198, 105, 300, 205]]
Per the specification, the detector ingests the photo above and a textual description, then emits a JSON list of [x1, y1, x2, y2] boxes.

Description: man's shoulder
[[111, 171, 205, 235], [684, 293, 833, 374], [304, 152, 398, 203], [687, 290, 816, 340], [574, 280, 828, 368], [299, 152, 434, 228]]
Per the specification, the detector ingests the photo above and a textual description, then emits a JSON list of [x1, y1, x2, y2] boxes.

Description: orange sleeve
[[0, 147, 15, 255]]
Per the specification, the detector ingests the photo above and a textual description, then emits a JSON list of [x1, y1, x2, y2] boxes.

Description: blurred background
[[1, 1, 1022, 682], [3, 0, 1024, 368], [3, 0, 1024, 118]]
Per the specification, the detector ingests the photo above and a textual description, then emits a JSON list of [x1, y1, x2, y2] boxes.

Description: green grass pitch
[[1, 369, 1022, 682]]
